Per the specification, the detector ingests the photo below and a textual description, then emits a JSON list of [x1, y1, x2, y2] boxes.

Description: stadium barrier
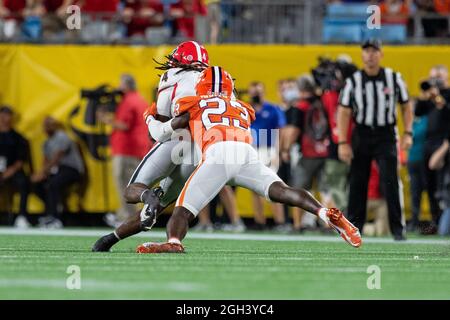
[[1, 44, 449, 219]]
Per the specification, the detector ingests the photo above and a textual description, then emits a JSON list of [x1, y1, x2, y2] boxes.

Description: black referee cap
[[362, 39, 382, 51]]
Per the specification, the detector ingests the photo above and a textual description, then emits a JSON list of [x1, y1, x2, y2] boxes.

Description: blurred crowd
[[0, 0, 221, 43], [1, 1, 449, 45], [331, 0, 450, 36]]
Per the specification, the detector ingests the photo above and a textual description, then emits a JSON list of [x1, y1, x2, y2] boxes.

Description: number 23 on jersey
[[194, 97, 255, 131]]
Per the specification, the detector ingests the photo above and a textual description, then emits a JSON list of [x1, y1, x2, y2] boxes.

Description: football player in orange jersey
[[136, 66, 362, 253]]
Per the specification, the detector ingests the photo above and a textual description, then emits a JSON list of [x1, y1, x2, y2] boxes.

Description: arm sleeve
[[395, 72, 409, 104], [148, 118, 174, 142], [338, 78, 354, 108]]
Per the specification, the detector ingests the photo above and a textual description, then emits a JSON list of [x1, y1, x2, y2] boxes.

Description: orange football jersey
[[174, 95, 256, 152]]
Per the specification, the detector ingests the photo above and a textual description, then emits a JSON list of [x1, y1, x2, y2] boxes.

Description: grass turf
[[0, 230, 449, 299]]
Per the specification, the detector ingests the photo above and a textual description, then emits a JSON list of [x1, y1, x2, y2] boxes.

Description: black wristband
[[404, 131, 413, 137], [337, 141, 348, 145]]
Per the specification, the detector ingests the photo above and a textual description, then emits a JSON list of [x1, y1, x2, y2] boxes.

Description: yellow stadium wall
[[1, 44, 449, 219]]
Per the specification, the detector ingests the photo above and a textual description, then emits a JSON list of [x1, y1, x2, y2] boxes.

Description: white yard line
[[0, 227, 448, 245], [0, 278, 206, 292]]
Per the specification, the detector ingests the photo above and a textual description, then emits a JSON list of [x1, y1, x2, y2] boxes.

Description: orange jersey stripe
[[177, 160, 204, 207]]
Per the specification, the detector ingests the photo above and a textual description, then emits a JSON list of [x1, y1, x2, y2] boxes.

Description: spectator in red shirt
[[80, 0, 119, 18], [0, 0, 27, 20], [169, 0, 207, 39], [318, 88, 352, 214], [123, 0, 164, 37], [97, 74, 151, 223]]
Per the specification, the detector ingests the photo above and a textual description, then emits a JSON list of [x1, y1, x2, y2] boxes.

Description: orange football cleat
[[326, 208, 362, 248], [136, 242, 185, 254]]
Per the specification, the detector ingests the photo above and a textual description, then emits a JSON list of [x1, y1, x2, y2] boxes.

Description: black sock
[[104, 232, 120, 246]]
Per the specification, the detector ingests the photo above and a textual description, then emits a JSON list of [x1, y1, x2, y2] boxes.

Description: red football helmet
[[196, 66, 234, 97], [170, 41, 209, 66]]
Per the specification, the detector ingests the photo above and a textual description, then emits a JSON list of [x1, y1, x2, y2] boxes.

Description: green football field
[[0, 228, 449, 300]]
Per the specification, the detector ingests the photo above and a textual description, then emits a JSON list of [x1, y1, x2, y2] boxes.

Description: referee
[[337, 39, 413, 240]]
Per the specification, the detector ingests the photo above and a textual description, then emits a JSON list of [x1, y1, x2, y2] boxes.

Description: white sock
[[168, 238, 181, 245], [317, 208, 329, 224]]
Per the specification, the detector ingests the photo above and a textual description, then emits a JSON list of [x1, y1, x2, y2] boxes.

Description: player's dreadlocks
[[154, 54, 208, 76]]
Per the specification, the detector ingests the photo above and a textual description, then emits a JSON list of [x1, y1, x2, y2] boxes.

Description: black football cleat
[[140, 187, 164, 231], [91, 233, 118, 252]]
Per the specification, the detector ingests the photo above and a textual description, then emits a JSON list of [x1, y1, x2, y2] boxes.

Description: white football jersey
[[156, 68, 201, 118]]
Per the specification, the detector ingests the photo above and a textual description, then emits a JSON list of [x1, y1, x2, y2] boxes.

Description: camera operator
[[429, 65, 450, 103], [312, 55, 357, 212], [97, 74, 151, 225], [415, 77, 450, 234]]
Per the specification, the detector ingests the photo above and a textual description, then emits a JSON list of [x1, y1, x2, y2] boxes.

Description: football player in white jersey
[[92, 41, 242, 252], [92, 41, 209, 252]]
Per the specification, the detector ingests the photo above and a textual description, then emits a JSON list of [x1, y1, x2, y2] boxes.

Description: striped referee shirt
[[339, 67, 409, 127]]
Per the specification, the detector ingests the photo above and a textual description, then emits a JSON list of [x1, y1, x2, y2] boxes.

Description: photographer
[[415, 77, 450, 233], [429, 65, 450, 103], [97, 74, 151, 225]]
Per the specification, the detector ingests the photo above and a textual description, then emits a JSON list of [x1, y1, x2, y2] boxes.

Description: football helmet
[[196, 66, 234, 97], [170, 41, 209, 66]]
